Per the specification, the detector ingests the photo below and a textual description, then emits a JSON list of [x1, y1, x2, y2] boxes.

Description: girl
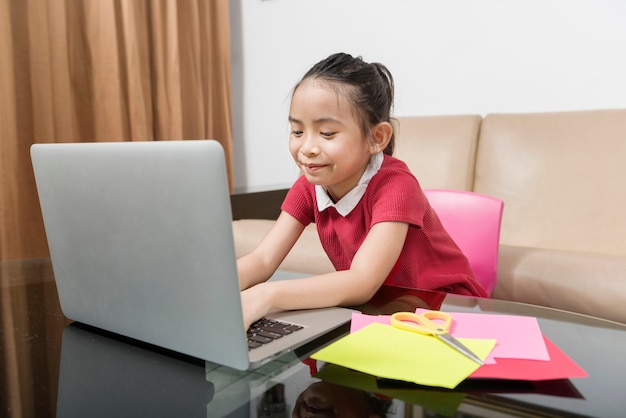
[[238, 53, 487, 329]]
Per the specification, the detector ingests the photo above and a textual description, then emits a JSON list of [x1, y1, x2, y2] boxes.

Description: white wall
[[230, 0, 626, 193]]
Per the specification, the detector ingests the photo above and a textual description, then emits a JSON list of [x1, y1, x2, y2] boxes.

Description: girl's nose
[[300, 135, 320, 157]]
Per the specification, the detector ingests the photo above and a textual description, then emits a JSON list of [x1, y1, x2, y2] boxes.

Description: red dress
[[281, 155, 488, 298]]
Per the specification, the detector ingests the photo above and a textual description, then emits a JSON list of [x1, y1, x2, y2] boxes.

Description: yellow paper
[[311, 323, 496, 389]]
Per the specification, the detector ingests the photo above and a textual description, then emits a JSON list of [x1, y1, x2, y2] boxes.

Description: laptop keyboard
[[247, 318, 304, 350]]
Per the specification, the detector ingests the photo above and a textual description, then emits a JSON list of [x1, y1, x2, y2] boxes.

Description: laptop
[[31, 140, 353, 370]]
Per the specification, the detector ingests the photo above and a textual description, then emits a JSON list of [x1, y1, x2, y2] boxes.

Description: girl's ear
[[369, 121, 393, 154]]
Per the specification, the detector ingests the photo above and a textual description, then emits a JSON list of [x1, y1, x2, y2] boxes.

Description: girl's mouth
[[303, 163, 327, 173]]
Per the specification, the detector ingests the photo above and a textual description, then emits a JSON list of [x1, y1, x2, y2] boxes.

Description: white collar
[[316, 152, 384, 217]]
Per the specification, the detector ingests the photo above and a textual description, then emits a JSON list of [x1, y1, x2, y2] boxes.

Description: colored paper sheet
[[470, 335, 588, 380], [350, 311, 391, 332], [415, 309, 550, 362], [311, 322, 496, 389]]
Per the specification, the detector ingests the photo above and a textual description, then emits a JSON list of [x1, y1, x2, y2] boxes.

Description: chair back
[[424, 189, 504, 294]]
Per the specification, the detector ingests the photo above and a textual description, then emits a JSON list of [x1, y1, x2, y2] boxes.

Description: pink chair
[[424, 189, 504, 295]]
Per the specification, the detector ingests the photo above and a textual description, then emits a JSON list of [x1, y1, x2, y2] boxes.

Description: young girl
[[238, 52, 488, 329]]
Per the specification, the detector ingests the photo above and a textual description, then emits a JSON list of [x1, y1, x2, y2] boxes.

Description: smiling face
[[288, 79, 377, 202]]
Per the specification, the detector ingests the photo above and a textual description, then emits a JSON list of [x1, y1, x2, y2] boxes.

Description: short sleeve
[[281, 175, 316, 226], [366, 159, 426, 228]]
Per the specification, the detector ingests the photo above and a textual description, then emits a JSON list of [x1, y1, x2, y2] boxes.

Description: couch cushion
[[394, 115, 481, 191], [232, 219, 335, 275], [474, 109, 626, 256], [495, 244, 626, 324]]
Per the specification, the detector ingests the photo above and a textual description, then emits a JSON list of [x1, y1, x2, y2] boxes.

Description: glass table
[[2, 258, 625, 417]]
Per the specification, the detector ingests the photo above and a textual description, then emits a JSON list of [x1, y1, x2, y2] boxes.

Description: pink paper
[[350, 312, 390, 332], [414, 309, 550, 362]]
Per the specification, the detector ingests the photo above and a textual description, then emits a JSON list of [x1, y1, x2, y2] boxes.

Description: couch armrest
[[494, 244, 626, 324]]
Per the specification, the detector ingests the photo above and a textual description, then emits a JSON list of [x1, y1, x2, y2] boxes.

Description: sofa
[[232, 108, 626, 325]]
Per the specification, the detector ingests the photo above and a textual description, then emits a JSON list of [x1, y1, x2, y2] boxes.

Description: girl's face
[[289, 79, 377, 202], [292, 381, 383, 418]]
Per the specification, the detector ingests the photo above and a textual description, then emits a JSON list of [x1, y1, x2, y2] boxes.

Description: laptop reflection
[[56, 323, 213, 417]]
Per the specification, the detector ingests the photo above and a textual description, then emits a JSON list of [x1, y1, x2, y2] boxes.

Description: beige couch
[[233, 109, 626, 324]]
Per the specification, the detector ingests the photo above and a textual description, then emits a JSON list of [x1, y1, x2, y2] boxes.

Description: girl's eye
[[291, 130, 303, 136], [320, 132, 335, 138]]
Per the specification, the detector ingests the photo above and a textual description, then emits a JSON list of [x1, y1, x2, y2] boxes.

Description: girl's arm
[[237, 211, 305, 290], [241, 220, 409, 329]]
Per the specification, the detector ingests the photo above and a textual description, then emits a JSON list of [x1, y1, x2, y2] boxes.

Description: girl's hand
[[241, 283, 273, 330]]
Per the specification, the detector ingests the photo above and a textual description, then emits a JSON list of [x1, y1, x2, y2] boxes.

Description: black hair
[[367, 392, 394, 417], [294, 52, 396, 155]]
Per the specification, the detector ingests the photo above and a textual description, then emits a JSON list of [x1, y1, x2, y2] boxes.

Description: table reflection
[[55, 322, 398, 417], [357, 284, 448, 315], [57, 323, 212, 417], [291, 380, 392, 418]]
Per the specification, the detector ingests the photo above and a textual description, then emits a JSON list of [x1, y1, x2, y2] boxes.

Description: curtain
[[0, 0, 233, 261]]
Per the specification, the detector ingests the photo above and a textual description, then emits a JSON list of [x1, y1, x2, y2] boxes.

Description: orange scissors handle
[[390, 310, 452, 336], [390, 310, 484, 366]]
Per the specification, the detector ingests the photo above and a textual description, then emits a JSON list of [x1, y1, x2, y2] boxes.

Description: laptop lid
[[31, 140, 351, 370]]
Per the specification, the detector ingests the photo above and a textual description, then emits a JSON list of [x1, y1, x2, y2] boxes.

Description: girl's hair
[[294, 52, 396, 155], [366, 392, 393, 417]]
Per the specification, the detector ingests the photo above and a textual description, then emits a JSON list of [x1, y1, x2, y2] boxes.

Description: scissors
[[390, 310, 484, 366]]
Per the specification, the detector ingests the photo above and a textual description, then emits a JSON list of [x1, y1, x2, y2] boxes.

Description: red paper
[[470, 335, 587, 380]]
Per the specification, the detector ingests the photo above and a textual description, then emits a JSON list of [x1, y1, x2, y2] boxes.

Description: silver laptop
[[31, 140, 353, 370]]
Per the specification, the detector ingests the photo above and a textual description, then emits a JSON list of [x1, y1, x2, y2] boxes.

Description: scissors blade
[[437, 334, 484, 366]]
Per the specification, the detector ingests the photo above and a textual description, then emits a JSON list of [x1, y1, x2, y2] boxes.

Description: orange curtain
[[0, 0, 233, 260]]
